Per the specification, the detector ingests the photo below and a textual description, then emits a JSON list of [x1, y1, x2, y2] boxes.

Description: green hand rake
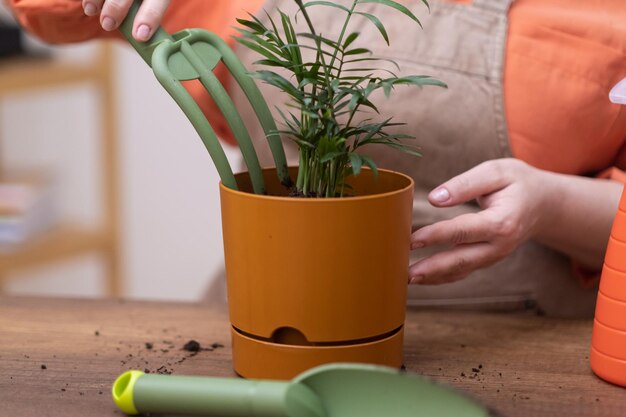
[[118, 0, 292, 194]]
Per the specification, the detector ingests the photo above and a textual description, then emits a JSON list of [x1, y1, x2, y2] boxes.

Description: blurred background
[[0, 4, 239, 301]]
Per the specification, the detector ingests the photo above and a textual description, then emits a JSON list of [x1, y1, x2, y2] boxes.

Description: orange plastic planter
[[220, 167, 414, 379], [591, 189, 626, 387]]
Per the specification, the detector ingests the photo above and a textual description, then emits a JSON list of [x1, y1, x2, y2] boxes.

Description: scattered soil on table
[[183, 340, 201, 352], [155, 365, 172, 375], [457, 364, 494, 382], [94, 330, 100, 336], [183, 340, 223, 353], [116, 338, 225, 375], [41, 364, 47, 370]]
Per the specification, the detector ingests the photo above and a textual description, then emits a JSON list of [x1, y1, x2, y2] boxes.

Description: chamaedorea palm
[[236, 0, 446, 197]]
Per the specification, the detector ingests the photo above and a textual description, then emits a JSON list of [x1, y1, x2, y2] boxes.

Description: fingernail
[[430, 187, 450, 203], [84, 2, 98, 16], [411, 241, 425, 250], [409, 275, 425, 284], [101, 16, 116, 31], [136, 24, 151, 41]]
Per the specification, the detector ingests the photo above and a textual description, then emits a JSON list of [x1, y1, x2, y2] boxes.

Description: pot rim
[[219, 166, 414, 203]]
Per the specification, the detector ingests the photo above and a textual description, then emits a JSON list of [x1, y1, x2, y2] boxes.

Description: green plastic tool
[[112, 363, 494, 416], [118, 0, 291, 194]]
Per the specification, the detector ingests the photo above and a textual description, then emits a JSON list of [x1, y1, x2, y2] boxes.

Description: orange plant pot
[[220, 167, 414, 379], [591, 190, 626, 387]]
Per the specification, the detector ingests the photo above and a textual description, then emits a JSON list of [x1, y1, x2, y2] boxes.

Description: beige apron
[[221, 0, 598, 317]]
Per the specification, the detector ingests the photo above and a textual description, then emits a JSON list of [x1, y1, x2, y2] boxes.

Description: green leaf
[[382, 80, 392, 97], [359, 0, 423, 28], [320, 151, 345, 163], [301, 1, 351, 13], [265, 12, 286, 47], [360, 154, 379, 176], [291, 138, 317, 149], [343, 31, 360, 49], [253, 70, 303, 99], [236, 30, 286, 57], [344, 47, 372, 56], [298, 33, 341, 50], [383, 142, 422, 157], [391, 75, 448, 88], [254, 59, 292, 68], [344, 56, 400, 71], [234, 38, 281, 62], [235, 17, 266, 33], [355, 12, 389, 45], [349, 153, 363, 176]]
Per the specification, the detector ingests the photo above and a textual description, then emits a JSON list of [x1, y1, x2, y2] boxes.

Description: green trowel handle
[[112, 370, 305, 417], [118, 0, 172, 66]]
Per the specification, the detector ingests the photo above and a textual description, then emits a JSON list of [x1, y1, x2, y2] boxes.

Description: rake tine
[[179, 40, 266, 194], [196, 31, 292, 187], [152, 40, 239, 191]]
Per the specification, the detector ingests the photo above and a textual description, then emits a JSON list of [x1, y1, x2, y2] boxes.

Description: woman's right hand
[[82, 0, 171, 41]]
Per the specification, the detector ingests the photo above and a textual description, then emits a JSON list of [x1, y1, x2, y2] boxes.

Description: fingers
[[83, 0, 104, 17], [428, 159, 523, 208], [411, 211, 522, 249], [411, 212, 495, 248], [408, 159, 534, 285], [408, 242, 508, 285], [99, 0, 133, 31], [83, 0, 171, 41], [132, 0, 171, 41]]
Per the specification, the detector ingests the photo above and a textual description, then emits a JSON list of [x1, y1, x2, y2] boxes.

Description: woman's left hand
[[408, 158, 554, 285]]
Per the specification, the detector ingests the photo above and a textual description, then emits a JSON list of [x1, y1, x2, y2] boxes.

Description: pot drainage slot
[[271, 327, 311, 346], [234, 325, 403, 346]]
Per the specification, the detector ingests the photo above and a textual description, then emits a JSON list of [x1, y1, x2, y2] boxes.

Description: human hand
[[82, 0, 171, 41], [408, 158, 553, 285]]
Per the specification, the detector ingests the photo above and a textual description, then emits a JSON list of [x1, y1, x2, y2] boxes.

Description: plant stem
[[294, 0, 336, 118], [328, 0, 359, 78], [297, 149, 305, 190]]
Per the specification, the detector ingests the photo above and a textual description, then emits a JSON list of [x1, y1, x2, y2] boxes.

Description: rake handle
[[118, 0, 172, 66]]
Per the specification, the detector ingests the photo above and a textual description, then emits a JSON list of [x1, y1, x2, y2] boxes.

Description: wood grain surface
[[0, 296, 624, 416]]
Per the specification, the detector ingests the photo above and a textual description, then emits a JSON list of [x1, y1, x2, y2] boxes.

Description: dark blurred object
[[0, 21, 23, 58]]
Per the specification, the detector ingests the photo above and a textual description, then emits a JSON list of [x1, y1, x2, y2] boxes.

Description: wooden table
[[0, 296, 624, 416]]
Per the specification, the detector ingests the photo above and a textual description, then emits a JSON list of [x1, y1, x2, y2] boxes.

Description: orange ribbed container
[[591, 189, 626, 387], [220, 167, 413, 379]]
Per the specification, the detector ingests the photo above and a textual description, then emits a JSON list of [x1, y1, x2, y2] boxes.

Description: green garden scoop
[[112, 363, 494, 416], [119, 0, 291, 194]]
